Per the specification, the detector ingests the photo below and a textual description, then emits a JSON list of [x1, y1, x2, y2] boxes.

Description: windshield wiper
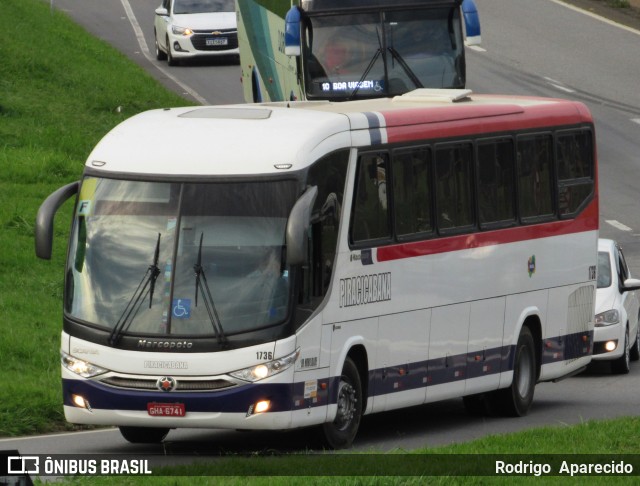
[[386, 46, 424, 90], [347, 26, 388, 100], [194, 232, 227, 346], [109, 233, 161, 346]]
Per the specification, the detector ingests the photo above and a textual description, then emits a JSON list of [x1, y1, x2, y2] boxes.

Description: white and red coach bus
[[36, 89, 597, 448]]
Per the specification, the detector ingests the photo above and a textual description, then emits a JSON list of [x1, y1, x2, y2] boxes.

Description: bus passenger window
[[351, 153, 391, 244], [517, 135, 554, 220], [556, 131, 594, 216], [477, 139, 515, 226], [434, 143, 474, 231], [393, 147, 432, 237]]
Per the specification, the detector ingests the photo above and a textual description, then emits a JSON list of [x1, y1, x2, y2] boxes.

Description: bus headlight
[[61, 352, 108, 378], [595, 310, 620, 327], [230, 349, 299, 382]]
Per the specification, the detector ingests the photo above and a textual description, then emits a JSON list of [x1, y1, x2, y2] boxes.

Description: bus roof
[[85, 90, 592, 177]]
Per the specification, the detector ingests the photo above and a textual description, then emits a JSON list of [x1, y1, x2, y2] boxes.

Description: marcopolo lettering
[[339, 272, 391, 308], [137, 340, 193, 350]]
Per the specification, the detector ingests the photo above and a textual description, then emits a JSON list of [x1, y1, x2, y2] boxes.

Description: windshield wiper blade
[[386, 46, 424, 90], [194, 232, 227, 346], [109, 233, 161, 346], [347, 47, 382, 100]]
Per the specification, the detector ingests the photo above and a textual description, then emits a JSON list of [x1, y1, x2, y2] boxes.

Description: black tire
[[612, 326, 631, 374], [630, 319, 640, 362], [167, 37, 178, 66], [155, 31, 167, 61], [119, 426, 169, 444], [491, 326, 536, 417], [321, 357, 362, 449]]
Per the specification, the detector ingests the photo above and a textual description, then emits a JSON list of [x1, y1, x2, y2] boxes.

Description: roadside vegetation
[[0, 0, 191, 436], [2, 3, 640, 485]]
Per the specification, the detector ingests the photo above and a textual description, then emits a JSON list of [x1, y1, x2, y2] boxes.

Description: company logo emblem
[[528, 255, 536, 278], [157, 376, 177, 392], [211, 31, 222, 35]]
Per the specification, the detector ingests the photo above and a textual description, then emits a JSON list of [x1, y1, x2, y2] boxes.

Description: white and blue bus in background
[[237, 0, 481, 102], [37, 89, 597, 448]]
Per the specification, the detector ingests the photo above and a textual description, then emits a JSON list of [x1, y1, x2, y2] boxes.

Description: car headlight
[[595, 309, 620, 327], [61, 352, 108, 378], [172, 25, 194, 36], [229, 349, 299, 382]]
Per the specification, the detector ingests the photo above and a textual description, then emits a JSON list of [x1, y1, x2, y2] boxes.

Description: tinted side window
[[351, 152, 391, 244], [307, 150, 349, 296], [597, 251, 612, 289], [477, 139, 515, 226], [435, 143, 474, 231], [618, 247, 630, 282], [393, 147, 432, 238], [557, 130, 594, 216], [517, 134, 555, 220]]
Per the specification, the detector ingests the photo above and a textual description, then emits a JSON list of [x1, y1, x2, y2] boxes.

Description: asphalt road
[[4, 0, 639, 456]]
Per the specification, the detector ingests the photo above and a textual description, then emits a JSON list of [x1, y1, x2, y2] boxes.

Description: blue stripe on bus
[[63, 331, 591, 413], [363, 112, 382, 145]]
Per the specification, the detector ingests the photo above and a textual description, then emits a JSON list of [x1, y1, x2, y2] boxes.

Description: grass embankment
[[3, 2, 640, 484], [0, 0, 191, 436]]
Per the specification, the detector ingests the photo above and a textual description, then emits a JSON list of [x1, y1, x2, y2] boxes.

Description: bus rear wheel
[[492, 326, 536, 417], [322, 357, 362, 449], [119, 426, 170, 444]]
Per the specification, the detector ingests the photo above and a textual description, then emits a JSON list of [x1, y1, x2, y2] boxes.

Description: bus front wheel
[[119, 426, 170, 443], [322, 357, 362, 449]]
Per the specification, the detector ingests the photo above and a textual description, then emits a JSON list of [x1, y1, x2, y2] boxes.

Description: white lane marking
[[549, 83, 575, 93], [467, 45, 487, 52], [0, 428, 117, 442], [632, 119, 640, 125], [543, 76, 576, 93], [120, 0, 209, 105], [606, 220, 633, 232], [549, 0, 640, 37]]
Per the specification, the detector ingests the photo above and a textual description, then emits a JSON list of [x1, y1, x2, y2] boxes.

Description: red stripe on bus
[[379, 100, 591, 145], [376, 198, 598, 263]]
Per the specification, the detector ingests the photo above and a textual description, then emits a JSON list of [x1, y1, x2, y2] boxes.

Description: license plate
[[147, 403, 185, 417], [206, 37, 228, 46]]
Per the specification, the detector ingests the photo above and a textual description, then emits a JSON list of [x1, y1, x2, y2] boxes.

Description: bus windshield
[[66, 177, 299, 342], [304, 7, 464, 100]]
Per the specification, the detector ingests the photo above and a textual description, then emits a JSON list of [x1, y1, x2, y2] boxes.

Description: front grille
[[190, 30, 238, 51], [100, 376, 236, 392]]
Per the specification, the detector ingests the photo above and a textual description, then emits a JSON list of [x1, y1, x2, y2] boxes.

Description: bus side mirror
[[35, 181, 79, 260], [285, 186, 318, 265], [462, 0, 481, 46], [284, 6, 302, 57]]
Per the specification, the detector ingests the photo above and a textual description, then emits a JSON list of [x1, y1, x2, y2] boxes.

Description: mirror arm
[[35, 181, 79, 260]]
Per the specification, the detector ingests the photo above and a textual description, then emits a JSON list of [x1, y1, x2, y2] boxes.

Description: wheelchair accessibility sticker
[[172, 299, 191, 319]]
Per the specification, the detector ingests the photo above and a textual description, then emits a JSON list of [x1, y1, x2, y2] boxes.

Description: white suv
[[154, 0, 238, 66]]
